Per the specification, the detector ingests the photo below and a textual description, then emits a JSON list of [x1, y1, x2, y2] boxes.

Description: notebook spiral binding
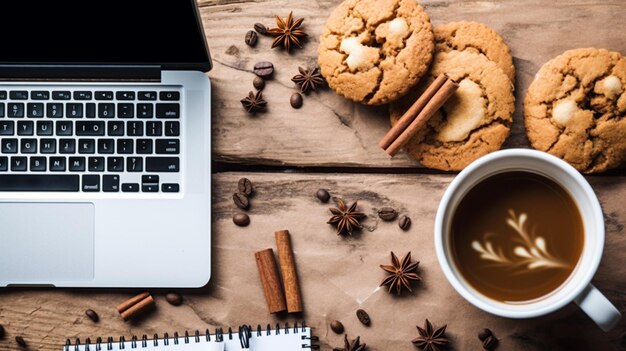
[[64, 322, 319, 350]]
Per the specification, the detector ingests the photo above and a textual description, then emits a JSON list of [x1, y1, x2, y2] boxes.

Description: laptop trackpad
[[0, 203, 94, 283]]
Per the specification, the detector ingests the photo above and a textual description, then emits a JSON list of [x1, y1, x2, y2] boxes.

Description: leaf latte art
[[471, 210, 571, 272]]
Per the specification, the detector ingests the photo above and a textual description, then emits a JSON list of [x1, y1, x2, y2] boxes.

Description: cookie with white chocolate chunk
[[524, 48, 626, 173], [318, 0, 434, 105], [389, 50, 514, 170]]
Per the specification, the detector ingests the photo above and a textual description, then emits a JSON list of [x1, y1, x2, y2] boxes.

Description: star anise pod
[[328, 198, 365, 236], [291, 67, 326, 94], [268, 12, 307, 51], [240, 90, 267, 114], [380, 251, 421, 295], [333, 335, 366, 351], [412, 319, 449, 351]]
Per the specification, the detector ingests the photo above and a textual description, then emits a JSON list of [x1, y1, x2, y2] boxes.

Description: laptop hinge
[[0, 65, 161, 82]]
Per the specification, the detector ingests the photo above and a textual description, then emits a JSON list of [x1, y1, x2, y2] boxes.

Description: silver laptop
[[0, 0, 212, 287]]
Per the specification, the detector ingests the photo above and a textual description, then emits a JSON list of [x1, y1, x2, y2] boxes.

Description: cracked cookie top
[[318, 0, 434, 105], [434, 21, 515, 83], [524, 48, 626, 173], [389, 50, 514, 171]]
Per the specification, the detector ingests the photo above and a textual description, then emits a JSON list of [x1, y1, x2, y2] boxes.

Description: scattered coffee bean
[[253, 61, 274, 79], [0, 324, 5, 339], [253, 76, 265, 90], [378, 207, 398, 221], [478, 328, 493, 341], [330, 320, 344, 334], [290, 92, 303, 109], [316, 189, 330, 203], [165, 292, 183, 306], [483, 335, 498, 350], [254, 23, 268, 35], [85, 309, 99, 322], [233, 213, 250, 227], [15, 336, 26, 348], [238, 178, 254, 196], [356, 309, 371, 326], [233, 193, 250, 209], [398, 215, 411, 231], [245, 30, 258, 47]]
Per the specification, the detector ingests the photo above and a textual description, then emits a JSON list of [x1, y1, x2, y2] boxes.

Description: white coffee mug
[[434, 149, 621, 331]]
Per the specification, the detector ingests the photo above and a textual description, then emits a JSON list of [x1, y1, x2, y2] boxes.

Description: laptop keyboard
[[0, 86, 182, 193]]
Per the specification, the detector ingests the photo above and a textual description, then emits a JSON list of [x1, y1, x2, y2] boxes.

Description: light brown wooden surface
[[1, 1, 626, 351]]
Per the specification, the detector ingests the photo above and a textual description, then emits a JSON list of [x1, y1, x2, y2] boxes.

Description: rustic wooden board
[[0, 173, 624, 350], [202, 0, 626, 168]]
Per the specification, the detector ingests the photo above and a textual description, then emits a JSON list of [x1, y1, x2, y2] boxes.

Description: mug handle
[[574, 284, 621, 331]]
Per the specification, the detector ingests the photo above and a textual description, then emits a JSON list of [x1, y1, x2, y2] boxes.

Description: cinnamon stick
[[385, 78, 459, 156], [379, 74, 448, 150], [255, 248, 287, 313], [117, 292, 154, 321], [275, 230, 303, 313]]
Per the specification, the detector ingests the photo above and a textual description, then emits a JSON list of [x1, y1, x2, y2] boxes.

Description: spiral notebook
[[64, 323, 318, 351]]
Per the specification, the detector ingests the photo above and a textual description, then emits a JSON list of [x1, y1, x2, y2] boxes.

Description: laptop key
[[0, 102, 4, 117], [20, 139, 37, 153], [52, 91, 71, 100], [76, 121, 105, 136], [162, 183, 179, 192], [142, 175, 159, 183], [74, 91, 92, 100], [107, 121, 124, 136], [0, 121, 14, 135], [2, 139, 17, 153], [146, 121, 162, 136], [107, 157, 124, 172], [30, 157, 47, 171], [49, 157, 66, 171], [59, 139, 76, 154], [98, 103, 115, 118], [137, 104, 153, 118], [95, 91, 114, 100], [156, 103, 180, 118], [36, 121, 53, 136], [27, 103, 44, 118], [156, 139, 179, 154], [82, 175, 100, 192], [138, 91, 157, 100], [146, 157, 179, 172], [88, 157, 105, 171], [40, 139, 56, 153], [85, 103, 96, 117], [116, 91, 135, 100], [160, 91, 180, 100], [165, 121, 180, 136], [56, 120, 73, 135], [11, 157, 27, 171], [0, 91, 7, 100], [0, 175, 79, 191], [0, 156, 6, 171], [97, 139, 114, 154], [117, 139, 133, 154], [136, 139, 152, 154], [67, 103, 83, 118], [68, 157, 86, 172], [126, 157, 143, 172], [127, 121, 143, 136], [8, 103, 24, 117], [103, 175, 120, 192], [47, 103, 63, 118], [31, 91, 50, 100], [10, 91, 28, 100], [118, 103, 134, 118], [78, 139, 95, 154], [122, 183, 139, 192], [17, 121, 34, 135]]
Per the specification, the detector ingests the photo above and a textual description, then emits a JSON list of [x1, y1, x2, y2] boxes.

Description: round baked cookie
[[318, 0, 434, 105], [434, 21, 515, 83], [524, 48, 626, 173], [389, 50, 515, 171]]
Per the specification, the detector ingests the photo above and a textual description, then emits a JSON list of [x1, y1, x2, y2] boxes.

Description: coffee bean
[[165, 292, 183, 306], [478, 328, 493, 341], [238, 178, 254, 196], [253, 61, 274, 79], [483, 335, 498, 350], [245, 30, 258, 47], [85, 309, 99, 322], [254, 23, 268, 35], [290, 93, 303, 109], [398, 215, 411, 231], [253, 76, 265, 90], [233, 213, 250, 227], [330, 320, 344, 334], [378, 207, 398, 221], [15, 336, 26, 348], [316, 189, 330, 203], [0, 324, 5, 339], [233, 193, 249, 209], [356, 309, 371, 326]]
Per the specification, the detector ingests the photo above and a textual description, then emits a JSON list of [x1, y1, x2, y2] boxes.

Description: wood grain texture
[[0, 173, 624, 350], [202, 0, 626, 167]]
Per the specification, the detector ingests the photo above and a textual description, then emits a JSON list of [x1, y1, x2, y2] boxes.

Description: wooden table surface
[[1, 0, 625, 350]]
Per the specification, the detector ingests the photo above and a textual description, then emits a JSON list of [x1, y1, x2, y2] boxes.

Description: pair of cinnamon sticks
[[255, 230, 303, 314], [117, 291, 154, 321], [379, 74, 459, 156]]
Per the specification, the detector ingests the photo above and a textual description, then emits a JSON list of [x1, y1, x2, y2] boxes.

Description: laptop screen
[[0, 0, 211, 71]]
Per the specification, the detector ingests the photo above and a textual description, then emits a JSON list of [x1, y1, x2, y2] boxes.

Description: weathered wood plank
[[1, 172, 623, 350], [201, 0, 626, 167]]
